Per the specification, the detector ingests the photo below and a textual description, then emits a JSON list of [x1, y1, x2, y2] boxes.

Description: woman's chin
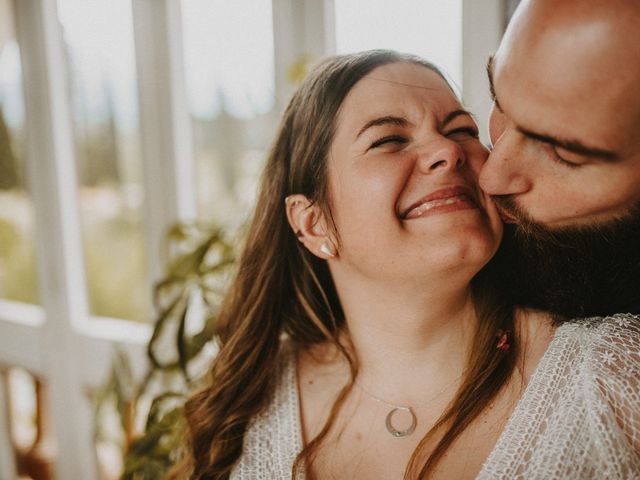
[[420, 241, 498, 278]]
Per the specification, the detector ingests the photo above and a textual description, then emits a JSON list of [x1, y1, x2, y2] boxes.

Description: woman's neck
[[331, 272, 478, 405], [512, 308, 557, 383]]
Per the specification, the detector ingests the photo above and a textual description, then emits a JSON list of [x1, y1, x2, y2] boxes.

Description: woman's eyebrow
[[356, 109, 471, 140], [356, 115, 410, 139], [442, 109, 473, 127]]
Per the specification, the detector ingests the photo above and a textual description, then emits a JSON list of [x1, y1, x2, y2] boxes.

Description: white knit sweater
[[231, 315, 640, 479]]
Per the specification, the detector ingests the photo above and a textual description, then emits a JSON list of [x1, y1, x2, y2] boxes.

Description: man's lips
[[401, 186, 478, 219]]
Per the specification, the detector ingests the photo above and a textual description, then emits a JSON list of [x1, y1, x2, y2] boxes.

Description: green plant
[[94, 222, 237, 480]]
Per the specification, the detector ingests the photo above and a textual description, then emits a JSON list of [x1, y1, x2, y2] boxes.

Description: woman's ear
[[285, 195, 337, 259]]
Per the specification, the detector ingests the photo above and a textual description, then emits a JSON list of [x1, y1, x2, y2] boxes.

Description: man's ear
[[285, 194, 337, 259]]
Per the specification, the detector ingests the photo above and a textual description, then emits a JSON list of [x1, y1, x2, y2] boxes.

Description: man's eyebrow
[[356, 115, 410, 138], [518, 127, 620, 161], [486, 56, 502, 112]]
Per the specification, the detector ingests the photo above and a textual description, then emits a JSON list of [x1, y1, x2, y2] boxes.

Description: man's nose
[[417, 140, 465, 174], [479, 127, 532, 195]]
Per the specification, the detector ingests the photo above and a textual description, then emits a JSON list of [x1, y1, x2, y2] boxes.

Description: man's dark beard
[[487, 196, 640, 320]]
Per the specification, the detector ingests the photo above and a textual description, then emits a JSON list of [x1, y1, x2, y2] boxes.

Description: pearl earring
[[319, 243, 335, 258]]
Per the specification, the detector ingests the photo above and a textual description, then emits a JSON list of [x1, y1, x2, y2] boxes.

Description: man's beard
[[487, 196, 640, 320]]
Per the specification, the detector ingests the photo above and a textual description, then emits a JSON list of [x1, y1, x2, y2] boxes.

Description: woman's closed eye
[[445, 126, 479, 141], [369, 135, 408, 150]]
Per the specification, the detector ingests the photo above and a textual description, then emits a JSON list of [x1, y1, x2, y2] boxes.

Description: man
[[480, 0, 640, 318]]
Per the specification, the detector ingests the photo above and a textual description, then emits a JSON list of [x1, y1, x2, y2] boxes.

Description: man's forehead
[[490, 41, 640, 153]]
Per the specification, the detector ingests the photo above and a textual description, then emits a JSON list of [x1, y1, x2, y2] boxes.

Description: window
[[334, 0, 463, 89], [0, 0, 39, 304], [181, 0, 276, 230], [57, 0, 151, 322]]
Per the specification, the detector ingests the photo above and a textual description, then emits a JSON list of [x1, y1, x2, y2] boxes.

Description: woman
[[177, 50, 640, 479]]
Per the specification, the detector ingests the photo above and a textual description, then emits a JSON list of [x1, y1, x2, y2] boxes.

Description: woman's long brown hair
[[173, 50, 516, 479]]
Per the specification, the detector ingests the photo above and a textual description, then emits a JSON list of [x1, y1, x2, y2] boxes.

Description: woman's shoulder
[[564, 314, 640, 453], [230, 340, 302, 479], [251, 339, 300, 430], [561, 313, 640, 392], [563, 313, 640, 361], [478, 314, 640, 477]]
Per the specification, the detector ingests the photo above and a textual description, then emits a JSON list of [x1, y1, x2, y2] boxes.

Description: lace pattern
[[478, 314, 640, 479], [231, 315, 640, 479], [230, 343, 303, 479]]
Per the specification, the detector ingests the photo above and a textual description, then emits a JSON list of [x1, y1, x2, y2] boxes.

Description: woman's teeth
[[407, 195, 470, 218]]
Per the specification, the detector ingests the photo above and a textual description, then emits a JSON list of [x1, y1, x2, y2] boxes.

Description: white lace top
[[230, 315, 640, 479]]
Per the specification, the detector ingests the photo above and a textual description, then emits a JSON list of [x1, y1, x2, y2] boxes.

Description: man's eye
[[552, 150, 582, 169], [445, 127, 479, 140], [369, 135, 408, 149]]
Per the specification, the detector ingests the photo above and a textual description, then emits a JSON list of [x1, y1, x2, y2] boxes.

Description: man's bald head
[[511, 0, 640, 44], [504, 0, 640, 129], [508, 0, 640, 82]]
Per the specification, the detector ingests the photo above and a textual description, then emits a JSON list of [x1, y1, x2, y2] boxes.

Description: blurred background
[[0, 0, 519, 478]]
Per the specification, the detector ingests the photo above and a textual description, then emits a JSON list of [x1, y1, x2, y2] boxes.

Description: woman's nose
[[417, 140, 465, 174]]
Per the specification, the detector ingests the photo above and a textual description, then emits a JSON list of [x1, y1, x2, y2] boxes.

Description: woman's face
[[327, 61, 502, 283]]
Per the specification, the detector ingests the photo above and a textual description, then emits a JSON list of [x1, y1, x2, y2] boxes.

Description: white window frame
[[0, 1, 504, 478]]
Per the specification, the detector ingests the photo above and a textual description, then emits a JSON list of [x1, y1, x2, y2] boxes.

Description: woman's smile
[[401, 185, 479, 220]]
